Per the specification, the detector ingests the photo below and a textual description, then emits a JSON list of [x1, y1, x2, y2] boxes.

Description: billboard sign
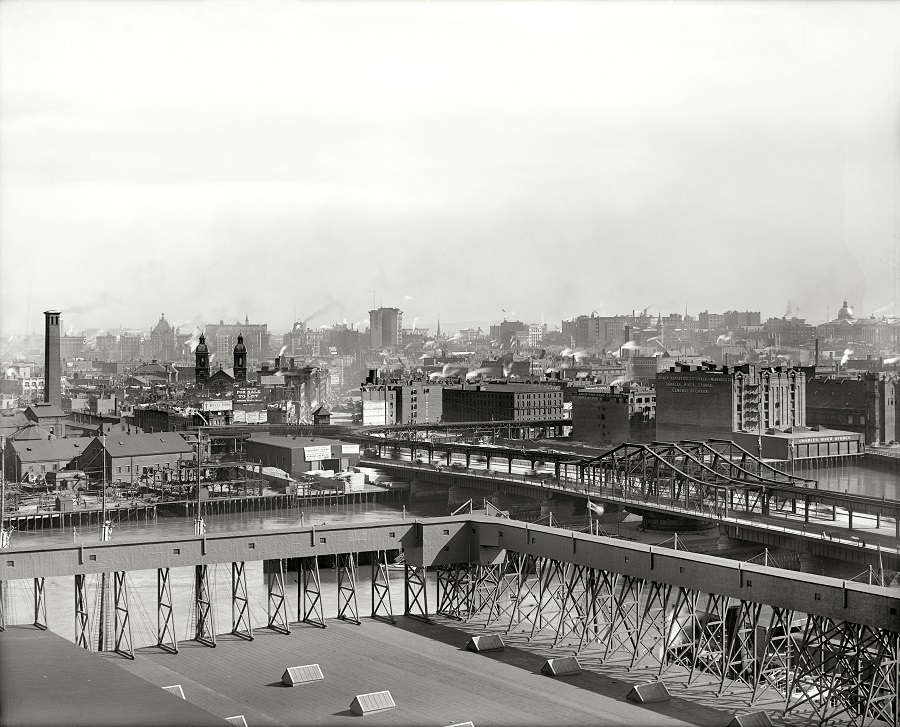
[[234, 385, 265, 407], [304, 445, 333, 462], [201, 399, 233, 412]]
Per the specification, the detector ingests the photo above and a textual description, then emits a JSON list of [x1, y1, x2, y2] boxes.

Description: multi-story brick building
[[571, 385, 656, 445], [656, 362, 806, 441], [442, 382, 564, 423], [360, 378, 443, 426], [806, 373, 897, 444]]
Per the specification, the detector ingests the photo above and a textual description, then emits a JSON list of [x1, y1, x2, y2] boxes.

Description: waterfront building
[[79, 431, 193, 486], [4, 436, 93, 484], [243, 435, 360, 476], [442, 382, 565, 422], [656, 362, 805, 441], [806, 373, 898, 444], [731, 426, 864, 460]]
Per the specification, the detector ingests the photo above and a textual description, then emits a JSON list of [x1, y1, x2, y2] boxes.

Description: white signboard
[[341, 444, 360, 455], [233, 409, 247, 423], [303, 445, 332, 462], [201, 399, 233, 412]]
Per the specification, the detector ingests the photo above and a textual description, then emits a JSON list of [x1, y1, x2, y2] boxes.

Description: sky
[[1, 0, 899, 337]]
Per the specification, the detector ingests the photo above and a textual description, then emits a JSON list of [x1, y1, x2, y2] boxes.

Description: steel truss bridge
[[0, 516, 897, 726], [362, 438, 900, 563], [575, 440, 900, 533]]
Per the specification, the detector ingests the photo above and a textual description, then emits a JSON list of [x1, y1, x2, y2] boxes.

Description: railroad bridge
[[363, 438, 900, 570], [0, 516, 897, 726]]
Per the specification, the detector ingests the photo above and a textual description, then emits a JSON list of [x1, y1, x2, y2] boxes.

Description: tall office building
[[369, 307, 402, 350]]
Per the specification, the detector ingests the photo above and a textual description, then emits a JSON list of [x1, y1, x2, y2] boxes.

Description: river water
[[3, 462, 895, 648]]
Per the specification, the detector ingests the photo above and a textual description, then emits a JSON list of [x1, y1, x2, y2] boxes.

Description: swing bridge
[[0, 515, 898, 726], [364, 438, 900, 569]]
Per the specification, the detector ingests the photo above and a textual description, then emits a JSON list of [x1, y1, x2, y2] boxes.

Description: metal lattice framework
[[371, 551, 395, 624], [2, 519, 897, 727], [230, 562, 253, 641], [111, 571, 134, 659], [298, 556, 326, 628], [337, 553, 360, 625], [193, 564, 216, 647], [404, 564, 429, 621], [437, 549, 899, 727], [155, 568, 178, 652], [33, 577, 47, 631], [437, 563, 477, 621], [74, 574, 90, 650], [266, 559, 290, 634]]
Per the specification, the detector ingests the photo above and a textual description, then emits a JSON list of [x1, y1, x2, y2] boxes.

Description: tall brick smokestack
[[44, 310, 62, 406]]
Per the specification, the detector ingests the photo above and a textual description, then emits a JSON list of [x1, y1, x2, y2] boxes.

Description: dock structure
[[0, 515, 897, 726], [1, 486, 402, 532]]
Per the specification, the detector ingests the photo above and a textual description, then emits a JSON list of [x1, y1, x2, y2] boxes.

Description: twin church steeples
[[195, 333, 247, 387]]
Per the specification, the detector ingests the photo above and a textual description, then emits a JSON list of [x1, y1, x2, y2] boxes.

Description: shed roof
[[11, 436, 94, 463]]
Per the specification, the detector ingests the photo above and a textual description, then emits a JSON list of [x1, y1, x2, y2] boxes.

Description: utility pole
[[0, 436, 9, 549], [194, 430, 205, 536]]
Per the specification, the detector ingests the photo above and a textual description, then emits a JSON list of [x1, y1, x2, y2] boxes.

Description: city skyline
[[2, 1, 899, 336]]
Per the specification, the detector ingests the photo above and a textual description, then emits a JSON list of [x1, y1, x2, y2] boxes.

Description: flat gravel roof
[[0, 626, 226, 727], [106, 616, 740, 727]]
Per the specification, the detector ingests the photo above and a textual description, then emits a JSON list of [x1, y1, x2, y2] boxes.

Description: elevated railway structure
[[0, 516, 897, 726], [361, 438, 900, 569]]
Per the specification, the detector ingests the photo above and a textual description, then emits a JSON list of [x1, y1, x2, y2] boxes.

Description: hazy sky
[[2, 1, 899, 336]]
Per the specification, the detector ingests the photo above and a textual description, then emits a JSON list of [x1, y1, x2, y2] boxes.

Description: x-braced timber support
[[157, 568, 178, 653], [337, 553, 360, 625], [230, 562, 253, 641], [75, 573, 91, 650], [193, 564, 216, 646], [266, 559, 290, 634], [299, 556, 326, 628], [404, 564, 429, 621], [371, 550, 395, 624]]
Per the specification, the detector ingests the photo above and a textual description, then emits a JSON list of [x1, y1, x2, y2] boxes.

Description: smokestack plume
[[44, 310, 62, 407]]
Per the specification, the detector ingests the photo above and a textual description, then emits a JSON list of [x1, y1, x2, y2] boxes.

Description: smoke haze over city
[[1, 1, 899, 335]]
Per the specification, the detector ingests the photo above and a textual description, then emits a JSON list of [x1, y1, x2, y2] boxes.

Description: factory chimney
[[43, 310, 62, 407]]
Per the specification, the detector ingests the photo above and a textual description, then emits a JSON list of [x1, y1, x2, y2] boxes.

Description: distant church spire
[[436, 317, 441, 337]]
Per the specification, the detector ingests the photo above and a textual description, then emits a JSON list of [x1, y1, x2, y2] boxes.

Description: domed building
[[817, 299, 895, 347], [837, 300, 854, 321]]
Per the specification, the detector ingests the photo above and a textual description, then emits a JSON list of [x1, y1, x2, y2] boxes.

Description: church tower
[[233, 333, 247, 383], [195, 334, 210, 389]]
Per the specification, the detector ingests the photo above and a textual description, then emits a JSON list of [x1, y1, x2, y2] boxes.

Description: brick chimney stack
[[43, 310, 62, 407]]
